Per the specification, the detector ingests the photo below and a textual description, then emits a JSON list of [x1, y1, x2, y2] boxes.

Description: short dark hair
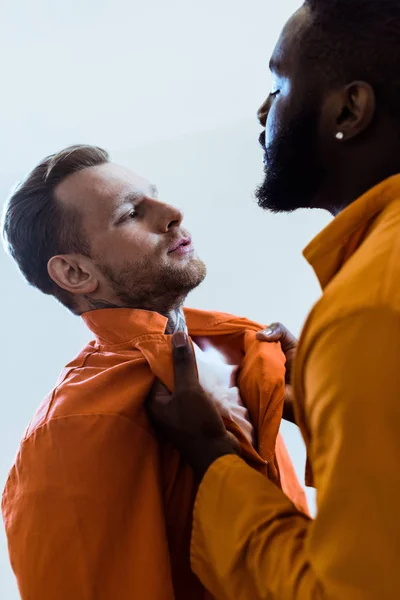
[[2, 144, 109, 312], [303, 0, 400, 116]]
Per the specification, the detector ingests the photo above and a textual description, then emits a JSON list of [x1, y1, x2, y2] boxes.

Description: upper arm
[[3, 414, 174, 600], [304, 308, 400, 597]]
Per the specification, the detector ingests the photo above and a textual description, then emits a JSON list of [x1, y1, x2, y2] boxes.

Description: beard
[[255, 106, 326, 213], [97, 254, 207, 315]]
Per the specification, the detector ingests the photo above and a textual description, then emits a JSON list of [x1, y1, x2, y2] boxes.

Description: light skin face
[[255, 5, 399, 215], [47, 162, 206, 322]]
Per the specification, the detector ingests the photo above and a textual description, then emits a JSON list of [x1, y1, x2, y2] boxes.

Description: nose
[[165, 205, 183, 232], [257, 97, 270, 127], [151, 199, 183, 233]]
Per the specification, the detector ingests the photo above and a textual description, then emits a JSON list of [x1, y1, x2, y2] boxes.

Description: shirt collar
[[303, 174, 400, 290], [82, 308, 168, 346], [81, 307, 233, 346]]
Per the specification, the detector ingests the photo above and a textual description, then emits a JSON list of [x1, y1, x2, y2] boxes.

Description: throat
[[164, 308, 188, 334], [82, 294, 188, 334]]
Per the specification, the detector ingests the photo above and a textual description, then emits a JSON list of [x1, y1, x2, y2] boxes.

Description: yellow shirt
[[190, 175, 400, 600]]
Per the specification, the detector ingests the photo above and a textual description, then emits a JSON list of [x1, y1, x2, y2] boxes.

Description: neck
[[164, 307, 187, 334], [325, 126, 400, 215], [323, 170, 397, 216], [82, 294, 187, 333]]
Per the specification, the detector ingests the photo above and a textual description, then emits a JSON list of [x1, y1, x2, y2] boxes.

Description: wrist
[[188, 436, 239, 480]]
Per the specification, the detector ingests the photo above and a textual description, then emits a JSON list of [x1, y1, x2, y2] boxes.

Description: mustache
[[165, 229, 191, 249]]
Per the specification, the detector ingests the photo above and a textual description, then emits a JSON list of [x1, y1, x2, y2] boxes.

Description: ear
[[321, 81, 376, 142], [47, 254, 99, 296]]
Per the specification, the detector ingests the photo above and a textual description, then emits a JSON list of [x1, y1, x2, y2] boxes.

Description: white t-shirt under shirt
[[192, 340, 255, 445]]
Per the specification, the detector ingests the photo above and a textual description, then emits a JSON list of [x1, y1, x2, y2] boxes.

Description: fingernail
[[263, 328, 273, 336], [172, 331, 187, 347]]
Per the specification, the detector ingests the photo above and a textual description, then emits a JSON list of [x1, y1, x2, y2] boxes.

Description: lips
[[168, 237, 192, 254], [259, 130, 266, 150], [259, 130, 268, 165]]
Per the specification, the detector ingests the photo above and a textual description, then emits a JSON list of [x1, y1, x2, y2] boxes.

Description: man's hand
[[146, 332, 239, 479], [256, 322, 298, 425]]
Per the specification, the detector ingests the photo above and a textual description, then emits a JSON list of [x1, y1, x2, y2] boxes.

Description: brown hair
[[2, 144, 109, 312]]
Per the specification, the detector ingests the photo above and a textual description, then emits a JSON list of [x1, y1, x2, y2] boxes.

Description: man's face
[[256, 6, 326, 212], [55, 162, 206, 311]]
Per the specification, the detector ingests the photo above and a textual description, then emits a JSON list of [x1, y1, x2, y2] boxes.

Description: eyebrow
[[110, 186, 159, 220], [110, 192, 142, 220]]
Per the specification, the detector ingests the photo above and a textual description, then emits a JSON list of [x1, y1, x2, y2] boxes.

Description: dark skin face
[[146, 3, 400, 477], [257, 5, 400, 215]]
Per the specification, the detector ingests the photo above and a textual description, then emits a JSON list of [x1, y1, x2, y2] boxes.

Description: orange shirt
[[190, 176, 400, 600], [2, 307, 307, 600]]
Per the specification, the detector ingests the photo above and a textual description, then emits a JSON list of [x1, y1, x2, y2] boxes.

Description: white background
[[0, 1, 330, 597]]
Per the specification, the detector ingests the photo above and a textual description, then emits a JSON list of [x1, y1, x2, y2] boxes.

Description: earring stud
[[336, 132, 344, 140]]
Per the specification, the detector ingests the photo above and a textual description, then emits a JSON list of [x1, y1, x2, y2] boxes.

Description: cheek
[[94, 230, 159, 264], [265, 81, 293, 147], [118, 234, 157, 263]]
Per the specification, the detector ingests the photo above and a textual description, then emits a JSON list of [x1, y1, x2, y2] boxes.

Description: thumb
[[257, 327, 281, 343], [172, 331, 199, 392], [256, 322, 297, 352]]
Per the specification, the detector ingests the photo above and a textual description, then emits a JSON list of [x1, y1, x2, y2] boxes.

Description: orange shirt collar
[[303, 174, 400, 289], [82, 308, 168, 345], [81, 307, 233, 346]]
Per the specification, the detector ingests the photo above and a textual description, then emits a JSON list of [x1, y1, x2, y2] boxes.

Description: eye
[[269, 74, 280, 99], [117, 209, 137, 225]]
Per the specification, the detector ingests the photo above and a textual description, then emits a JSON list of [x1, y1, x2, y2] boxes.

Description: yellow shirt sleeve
[[190, 308, 400, 600]]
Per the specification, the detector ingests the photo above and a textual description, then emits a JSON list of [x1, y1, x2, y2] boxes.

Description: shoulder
[[305, 216, 400, 352], [25, 342, 150, 438]]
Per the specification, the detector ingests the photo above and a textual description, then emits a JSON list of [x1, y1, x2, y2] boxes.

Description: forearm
[[191, 455, 318, 600]]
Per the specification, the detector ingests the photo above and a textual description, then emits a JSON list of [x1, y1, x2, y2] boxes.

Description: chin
[[255, 180, 305, 213], [181, 256, 207, 290], [161, 254, 206, 293], [255, 168, 322, 213]]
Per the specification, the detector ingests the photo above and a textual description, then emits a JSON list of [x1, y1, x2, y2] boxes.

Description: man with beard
[[147, 1, 400, 599], [1, 145, 307, 600]]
